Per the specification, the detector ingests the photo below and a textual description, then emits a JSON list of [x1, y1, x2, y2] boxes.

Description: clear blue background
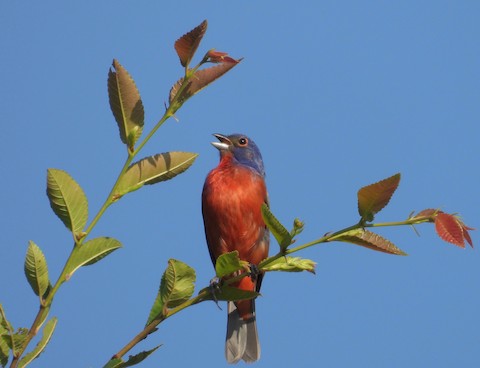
[[1, 1, 479, 367]]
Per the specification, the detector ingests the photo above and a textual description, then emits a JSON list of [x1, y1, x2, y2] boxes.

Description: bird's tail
[[225, 301, 260, 364]]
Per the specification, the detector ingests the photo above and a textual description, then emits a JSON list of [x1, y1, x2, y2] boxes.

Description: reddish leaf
[[331, 229, 407, 255], [435, 213, 465, 248], [174, 20, 208, 67], [458, 220, 474, 248], [416, 210, 474, 248], [169, 60, 241, 106], [206, 50, 238, 64], [358, 173, 401, 222]]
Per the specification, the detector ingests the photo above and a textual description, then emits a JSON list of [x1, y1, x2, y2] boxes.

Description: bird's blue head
[[211, 133, 265, 177]]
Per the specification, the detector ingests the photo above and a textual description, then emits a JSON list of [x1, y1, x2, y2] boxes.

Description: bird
[[202, 133, 270, 363]]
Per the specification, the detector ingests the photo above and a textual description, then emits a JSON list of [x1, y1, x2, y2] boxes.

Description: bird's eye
[[238, 137, 248, 146]]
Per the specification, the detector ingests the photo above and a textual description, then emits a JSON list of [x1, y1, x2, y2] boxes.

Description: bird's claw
[[249, 263, 260, 282], [209, 277, 222, 310]]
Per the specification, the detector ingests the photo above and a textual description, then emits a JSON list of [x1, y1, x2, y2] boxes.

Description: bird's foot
[[209, 277, 222, 310], [249, 263, 260, 282]]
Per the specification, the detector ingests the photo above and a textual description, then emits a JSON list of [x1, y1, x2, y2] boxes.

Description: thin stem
[[112, 319, 164, 360], [259, 216, 432, 269], [165, 289, 210, 319], [366, 217, 432, 228], [259, 223, 361, 269], [112, 289, 210, 360], [9, 304, 52, 367], [83, 157, 134, 237], [132, 113, 171, 158]]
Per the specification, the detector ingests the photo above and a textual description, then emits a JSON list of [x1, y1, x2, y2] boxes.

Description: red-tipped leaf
[[434, 213, 474, 248], [358, 173, 401, 222], [174, 20, 208, 67]]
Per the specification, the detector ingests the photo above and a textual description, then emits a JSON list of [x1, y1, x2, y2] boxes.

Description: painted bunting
[[202, 133, 270, 363]]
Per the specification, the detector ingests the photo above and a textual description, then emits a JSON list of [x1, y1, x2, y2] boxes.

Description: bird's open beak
[[211, 133, 231, 151]]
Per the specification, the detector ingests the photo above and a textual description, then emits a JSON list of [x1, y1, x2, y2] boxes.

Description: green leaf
[[0, 334, 8, 368], [108, 59, 144, 148], [215, 251, 248, 279], [24, 241, 50, 298], [5, 328, 29, 356], [169, 60, 241, 112], [331, 229, 407, 255], [0, 305, 12, 368], [17, 317, 57, 368], [262, 257, 316, 274], [161, 259, 195, 308], [0, 340, 8, 368], [174, 20, 208, 67], [122, 345, 162, 367], [146, 259, 195, 326], [65, 237, 122, 280], [116, 152, 198, 196], [102, 345, 161, 368], [261, 204, 292, 252], [357, 173, 401, 222], [46, 169, 88, 235], [215, 285, 259, 302]]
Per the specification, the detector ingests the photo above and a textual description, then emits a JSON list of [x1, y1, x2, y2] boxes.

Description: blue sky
[[1, 1, 479, 367]]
